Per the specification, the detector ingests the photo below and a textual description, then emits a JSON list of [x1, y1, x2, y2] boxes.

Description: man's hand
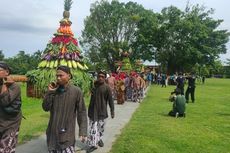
[[111, 112, 115, 119], [79, 136, 87, 143], [48, 82, 58, 91], [0, 84, 8, 94], [3, 76, 14, 86]]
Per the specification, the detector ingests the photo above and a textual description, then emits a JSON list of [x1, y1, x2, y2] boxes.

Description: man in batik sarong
[[87, 70, 114, 153], [0, 62, 22, 153], [42, 66, 88, 153]]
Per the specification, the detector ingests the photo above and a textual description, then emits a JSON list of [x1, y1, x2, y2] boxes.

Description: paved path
[[16, 101, 140, 153]]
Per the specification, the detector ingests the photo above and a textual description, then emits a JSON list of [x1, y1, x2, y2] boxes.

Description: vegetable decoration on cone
[[118, 48, 132, 73], [134, 59, 144, 73], [26, 0, 91, 97]]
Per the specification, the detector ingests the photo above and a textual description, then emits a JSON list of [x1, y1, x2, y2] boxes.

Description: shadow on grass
[[158, 112, 170, 117], [216, 112, 230, 116], [158, 112, 187, 119]]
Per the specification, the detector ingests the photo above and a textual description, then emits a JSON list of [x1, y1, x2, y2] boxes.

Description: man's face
[[56, 70, 71, 86], [97, 73, 106, 83], [0, 68, 9, 79]]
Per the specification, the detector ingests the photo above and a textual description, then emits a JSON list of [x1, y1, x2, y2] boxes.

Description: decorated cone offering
[[120, 50, 132, 73], [26, 0, 91, 97], [134, 59, 144, 73]]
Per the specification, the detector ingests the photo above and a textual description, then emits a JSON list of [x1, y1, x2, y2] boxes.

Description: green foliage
[[226, 58, 230, 66], [64, 0, 73, 11], [134, 3, 230, 74], [26, 69, 56, 95], [223, 66, 230, 78], [4, 50, 42, 74], [26, 68, 92, 95], [131, 10, 158, 61], [82, 0, 147, 72], [210, 60, 224, 75], [110, 78, 230, 153], [121, 57, 132, 72], [18, 83, 48, 144], [0, 50, 5, 61]]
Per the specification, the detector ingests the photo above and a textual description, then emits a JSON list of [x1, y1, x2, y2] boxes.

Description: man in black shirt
[[185, 73, 196, 103], [176, 72, 185, 95]]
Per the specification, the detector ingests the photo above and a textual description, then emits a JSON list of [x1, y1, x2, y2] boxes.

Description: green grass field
[[18, 79, 230, 152], [110, 79, 230, 153], [18, 83, 48, 144]]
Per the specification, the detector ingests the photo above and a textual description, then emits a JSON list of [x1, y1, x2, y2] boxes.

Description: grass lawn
[[18, 83, 90, 144], [18, 83, 48, 144], [110, 78, 230, 153]]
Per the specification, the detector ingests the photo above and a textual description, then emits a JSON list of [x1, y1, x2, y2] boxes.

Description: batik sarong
[[0, 129, 19, 153], [48, 145, 75, 153], [87, 120, 105, 147]]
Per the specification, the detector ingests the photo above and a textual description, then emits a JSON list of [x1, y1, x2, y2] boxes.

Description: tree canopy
[[81, 0, 148, 72], [2, 50, 42, 74], [137, 4, 230, 73], [82, 1, 230, 74]]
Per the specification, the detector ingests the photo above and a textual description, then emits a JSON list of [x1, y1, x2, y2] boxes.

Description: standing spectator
[[0, 62, 22, 153], [42, 66, 87, 153], [87, 70, 115, 153], [147, 72, 153, 86], [185, 73, 196, 103], [157, 73, 161, 85], [161, 73, 166, 87], [202, 76, 205, 84], [176, 72, 185, 95]]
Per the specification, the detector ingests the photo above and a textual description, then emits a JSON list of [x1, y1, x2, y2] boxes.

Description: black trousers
[[185, 86, 195, 102], [177, 86, 184, 95]]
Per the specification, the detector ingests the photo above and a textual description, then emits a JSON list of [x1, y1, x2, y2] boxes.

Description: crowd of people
[[105, 71, 147, 104], [0, 63, 114, 153], [1, 60, 201, 153]]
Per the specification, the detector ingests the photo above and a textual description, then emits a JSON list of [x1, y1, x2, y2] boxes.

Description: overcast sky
[[0, 0, 229, 62]]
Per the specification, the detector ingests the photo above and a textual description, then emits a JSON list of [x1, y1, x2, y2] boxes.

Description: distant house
[[143, 60, 160, 73]]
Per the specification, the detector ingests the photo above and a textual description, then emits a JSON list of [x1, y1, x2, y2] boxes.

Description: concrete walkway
[[16, 101, 140, 153]]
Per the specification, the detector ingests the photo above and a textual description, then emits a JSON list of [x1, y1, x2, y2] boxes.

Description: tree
[[223, 58, 230, 78], [82, 0, 146, 72], [226, 58, 230, 66], [183, 4, 229, 69], [0, 50, 4, 61], [155, 6, 186, 73], [4, 50, 41, 74], [134, 3, 230, 74], [131, 9, 158, 61]]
